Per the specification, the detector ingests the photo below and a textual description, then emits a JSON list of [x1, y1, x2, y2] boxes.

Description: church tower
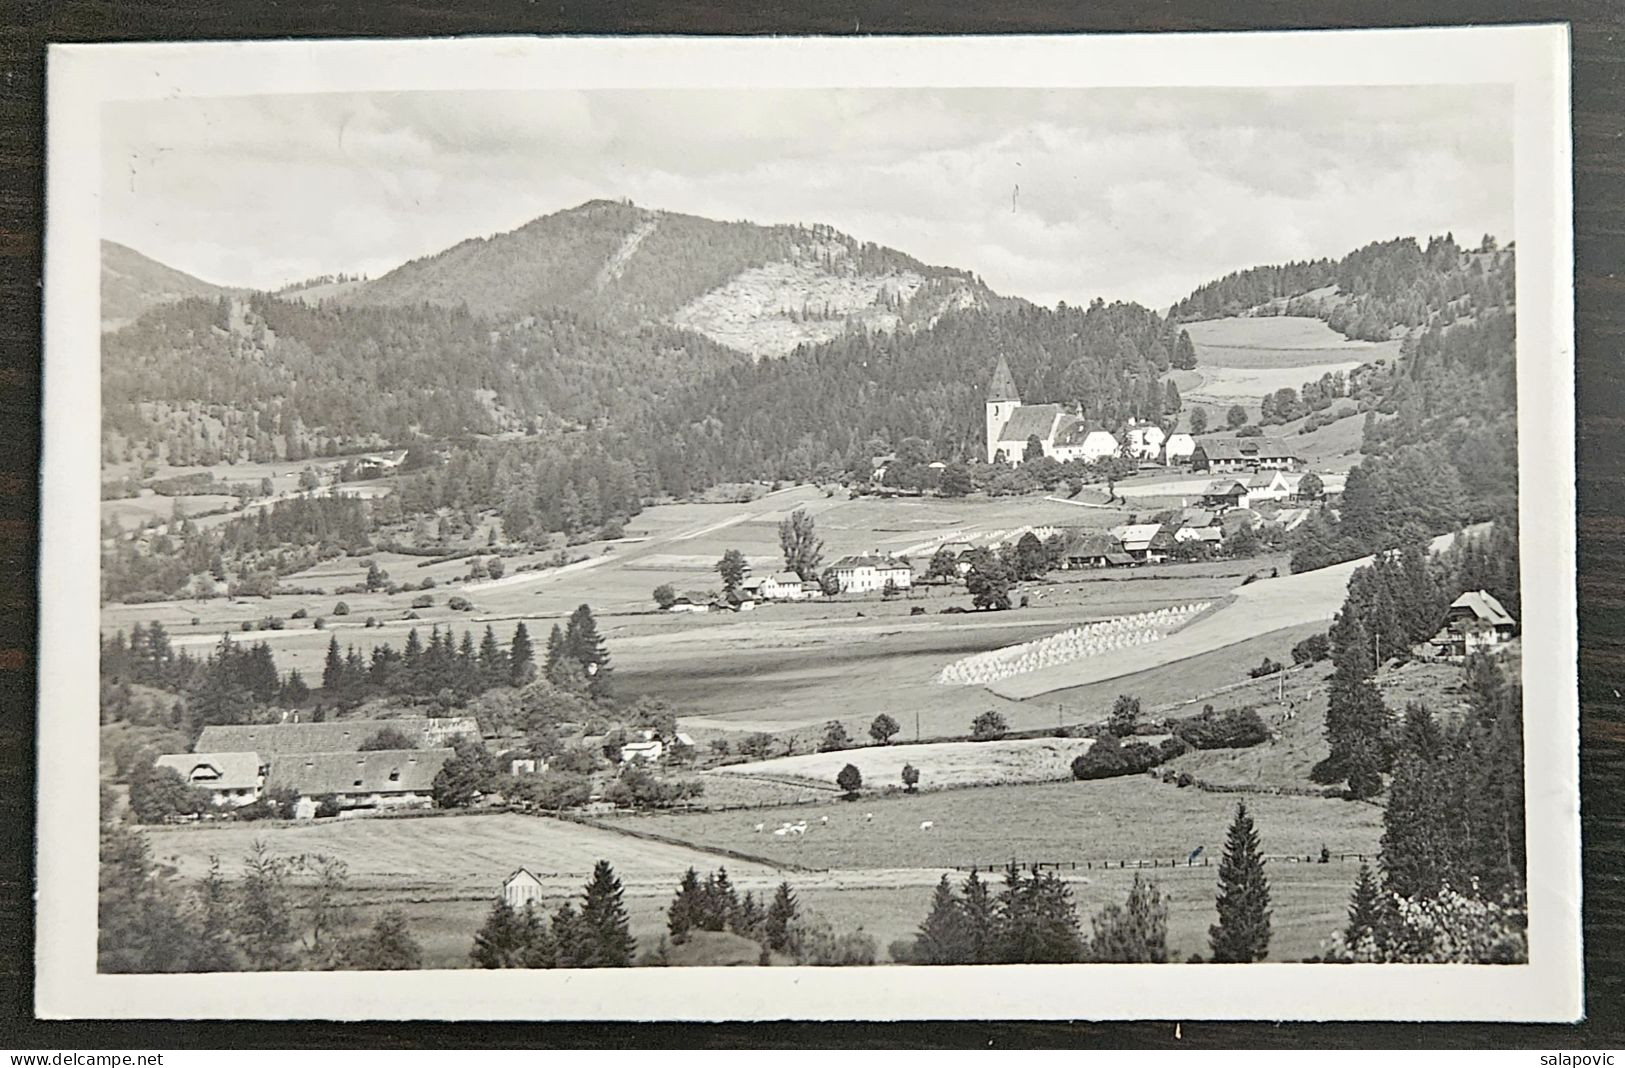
[[985, 355, 1021, 463]]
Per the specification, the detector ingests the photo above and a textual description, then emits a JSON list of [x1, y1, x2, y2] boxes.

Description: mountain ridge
[[101, 240, 234, 333]]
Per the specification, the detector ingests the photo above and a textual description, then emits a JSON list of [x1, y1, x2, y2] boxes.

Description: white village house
[[1163, 433, 1196, 464], [153, 751, 266, 808], [502, 867, 545, 909], [985, 356, 1118, 465], [830, 554, 914, 593]]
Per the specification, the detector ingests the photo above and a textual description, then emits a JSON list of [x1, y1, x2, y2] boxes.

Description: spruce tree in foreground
[[959, 869, 1000, 964], [578, 859, 636, 967], [913, 875, 969, 964], [1209, 801, 1272, 963], [1344, 863, 1384, 950], [1089, 874, 1169, 963], [766, 881, 799, 953]]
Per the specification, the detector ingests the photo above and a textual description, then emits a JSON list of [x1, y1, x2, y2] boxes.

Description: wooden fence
[[950, 851, 1371, 875]]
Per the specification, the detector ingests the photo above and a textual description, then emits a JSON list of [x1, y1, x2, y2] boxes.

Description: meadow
[[710, 736, 1115, 791]]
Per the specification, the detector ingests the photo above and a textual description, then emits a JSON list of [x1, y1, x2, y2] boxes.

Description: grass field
[[609, 775, 1382, 873], [711, 736, 1118, 791]]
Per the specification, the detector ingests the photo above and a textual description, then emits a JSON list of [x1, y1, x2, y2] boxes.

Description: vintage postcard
[[37, 28, 1579, 1020]]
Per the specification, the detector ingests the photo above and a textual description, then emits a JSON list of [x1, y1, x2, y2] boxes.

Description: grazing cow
[[773, 827, 791, 837], [819, 815, 829, 825], [919, 820, 935, 831], [864, 813, 874, 822], [754, 822, 765, 833], [790, 824, 807, 836]]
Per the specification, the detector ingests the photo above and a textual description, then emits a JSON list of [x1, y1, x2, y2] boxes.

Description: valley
[[96, 208, 1524, 973]]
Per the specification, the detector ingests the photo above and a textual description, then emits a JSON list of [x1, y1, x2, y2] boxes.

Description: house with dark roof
[[196, 716, 478, 755], [1190, 437, 1304, 473], [1430, 590, 1518, 657], [1200, 479, 1251, 510], [153, 751, 266, 807], [1111, 523, 1175, 563], [265, 748, 453, 813], [1064, 533, 1125, 569]]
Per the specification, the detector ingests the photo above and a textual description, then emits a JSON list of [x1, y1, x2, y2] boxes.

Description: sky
[[102, 86, 1515, 310]]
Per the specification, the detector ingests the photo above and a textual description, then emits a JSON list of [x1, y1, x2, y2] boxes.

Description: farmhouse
[[1200, 479, 1251, 511], [502, 867, 545, 910], [830, 554, 914, 593], [984, 355, 1118, 465], [352, 450, 407, 478], [1430, 590, 1518, 657], [195, 716, 479, 755], [1059, 529, 1124, 572], [621, 739, 664, 763], [1111, 523, 1175, 563], [265, 748, 452, 812], [1190, 437, 1304, 473], [756, 572, 807, 600], [1174, 525, 1225, 547], [1163, 433, 1196, 464], [153, 751, 265, 807], [1246, 471, 1298, 503]]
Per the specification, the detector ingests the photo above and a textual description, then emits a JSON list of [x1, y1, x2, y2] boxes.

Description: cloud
[[101, 85, 1513, 307]]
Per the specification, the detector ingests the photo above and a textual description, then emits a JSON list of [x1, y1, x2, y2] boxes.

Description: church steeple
[[985, 355, 1022, 464], [987, 355, 1020, 404]]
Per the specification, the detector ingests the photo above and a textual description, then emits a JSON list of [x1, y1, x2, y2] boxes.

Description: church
[[985, 355, 1119, 466]]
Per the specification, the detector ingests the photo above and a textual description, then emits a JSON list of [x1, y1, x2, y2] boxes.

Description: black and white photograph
[[36, 29, 1580, 1021]]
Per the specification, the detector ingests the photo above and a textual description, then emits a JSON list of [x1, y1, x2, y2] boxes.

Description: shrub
[[1235, 425, 1263, 438], [653, 584, 678, 610], [1291, 633, 1330, 664], [1175, 707, 1270, 750], [291, 607, 308, 619], [365, 616, 378, 628], [315, 794, 342, 818], [836, 763, 863, 797], [313, 617, 325, 629], [970, 710, 1009, 741], [411, 594, 434, 609], [333, 601, 350, 616], [1072, 738, 1165, 781], [448, 596, 471, 611], [1248, 657, 1284, 678]]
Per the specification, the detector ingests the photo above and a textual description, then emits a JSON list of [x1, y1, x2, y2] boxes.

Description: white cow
[[864, 813, 874, 822], [773, 827, 791, 837], [819, 815, 829, 825], [754, 822, 765, 833], [920, 821, 935, 831]]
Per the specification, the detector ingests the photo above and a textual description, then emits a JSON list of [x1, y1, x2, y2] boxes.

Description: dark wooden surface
[[3, 0, 1622, 1049]]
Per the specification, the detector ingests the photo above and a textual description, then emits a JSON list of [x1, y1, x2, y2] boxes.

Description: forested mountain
[[1170, 234, 1512, 341], [331, 199, 997, 357], [101, 240, 233, 333], [101, 292, 750, 465]]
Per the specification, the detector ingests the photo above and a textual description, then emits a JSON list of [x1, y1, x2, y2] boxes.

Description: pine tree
[[544, 624, 566, 685], [321, 635, 345, 693], [577, 860, 635, 967], [470, 900, 529, 968], [346, 908, 423, 970], [236, 840, 297, 970], [1209, 801, 1272, 962], [959, 870, 1000, 964], [667, 867, 703, 943], [549, 901, 585, 968], [509, 622, 534, 686], [1345, 863, 1384, 949], [765, 881, 799, 953], [1089, 874, 1169, 963], [997, 863, 1085, 963], [913, 874, 970, 964]]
